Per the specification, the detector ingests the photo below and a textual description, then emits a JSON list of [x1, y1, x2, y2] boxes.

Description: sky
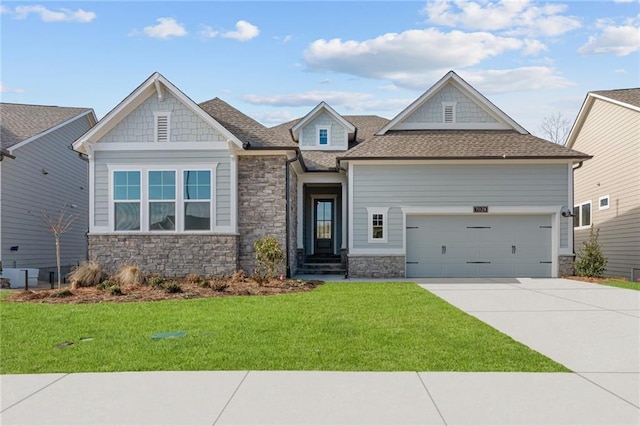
[[1, 0, 639, 138]]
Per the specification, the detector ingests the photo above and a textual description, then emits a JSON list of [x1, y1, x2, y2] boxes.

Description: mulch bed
[[4, 274, 323, 304]]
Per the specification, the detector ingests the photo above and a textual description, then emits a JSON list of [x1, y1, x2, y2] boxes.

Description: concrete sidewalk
[[2, 370, 639, 425]]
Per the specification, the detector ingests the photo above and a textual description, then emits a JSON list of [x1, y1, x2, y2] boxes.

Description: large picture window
[[113, 171, 141, 231], [148, 171, 176, 231], [184, 170, 211, 231]]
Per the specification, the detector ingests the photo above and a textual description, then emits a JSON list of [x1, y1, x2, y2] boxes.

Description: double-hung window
[[149, 171, 176, 231], [183, 170, 211, 231], [367, 207, 389, 243], [573, 201, 591, 228], [113, 171, 141, 231]]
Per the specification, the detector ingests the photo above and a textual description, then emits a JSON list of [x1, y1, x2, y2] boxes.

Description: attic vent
[[155, 112, 170, 142], [442, 102, 456, 123]]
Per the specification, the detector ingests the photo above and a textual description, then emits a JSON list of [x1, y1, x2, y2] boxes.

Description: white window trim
[[108, 164, 216, 233], [598, 195, 610, 211], [442, 102, 457, 123], [148, 169, 177, 233], [154, 111, 171, 143], [367, 207, 389, 244], [316, 125, 331, 146], [182, 168, 214, 232], [574, 201, 592, 229]]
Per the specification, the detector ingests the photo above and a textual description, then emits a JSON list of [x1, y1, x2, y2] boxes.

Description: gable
[[99, 91, 228, 144], [298, 110, 349, 151]]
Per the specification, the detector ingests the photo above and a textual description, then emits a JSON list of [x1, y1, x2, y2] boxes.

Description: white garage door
[[406, 215, 552, 278]]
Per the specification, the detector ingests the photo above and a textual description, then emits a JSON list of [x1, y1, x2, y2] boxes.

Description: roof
[[199, 98, 295, 148], [1, 103, 92, 150], [340, 130, 591, 161], [290, 102, 356, 142], [591, 88, 640, 109]]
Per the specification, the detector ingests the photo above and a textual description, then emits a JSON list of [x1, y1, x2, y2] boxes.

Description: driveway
[[418, 277, 640, 408]]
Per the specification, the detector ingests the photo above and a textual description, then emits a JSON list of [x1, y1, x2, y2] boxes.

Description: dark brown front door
[[314, 199, 334, 254]]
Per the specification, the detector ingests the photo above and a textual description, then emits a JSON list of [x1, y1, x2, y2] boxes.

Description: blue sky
[[1, 0, 638, 136]]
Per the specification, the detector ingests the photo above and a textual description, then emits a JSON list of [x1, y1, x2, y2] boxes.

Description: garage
[[406, 215, 552, 278]]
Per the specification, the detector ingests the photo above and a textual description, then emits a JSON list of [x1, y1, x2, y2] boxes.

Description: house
[[73, 71, 589, 279], [0, 103, 97, 285], [565, 88, 640, 281]]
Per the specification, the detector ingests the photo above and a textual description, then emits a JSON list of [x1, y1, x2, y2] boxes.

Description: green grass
[[597, 278, 640, 291], [0, 283, 567, 374]]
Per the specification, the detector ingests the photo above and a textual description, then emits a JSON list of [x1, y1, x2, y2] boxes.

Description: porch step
[[296, 262, 346, 275], [304, 255, 342, 264]]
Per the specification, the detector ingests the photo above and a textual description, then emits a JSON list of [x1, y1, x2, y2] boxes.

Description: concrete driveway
[[418, 277, 640, 408]]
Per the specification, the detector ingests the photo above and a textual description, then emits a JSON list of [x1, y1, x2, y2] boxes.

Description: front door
[[314, 199, 334, 254]]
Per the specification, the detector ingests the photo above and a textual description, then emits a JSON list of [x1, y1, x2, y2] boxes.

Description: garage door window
[[573, 201, 591, 228], [367, 207, 389, 243]]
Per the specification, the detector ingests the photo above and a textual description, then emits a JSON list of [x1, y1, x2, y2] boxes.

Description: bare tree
[[31, 204, 79, 289], [539, 112, 571, 145]]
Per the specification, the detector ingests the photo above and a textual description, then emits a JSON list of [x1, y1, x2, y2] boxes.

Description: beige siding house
[[566, 88, 640, 281]]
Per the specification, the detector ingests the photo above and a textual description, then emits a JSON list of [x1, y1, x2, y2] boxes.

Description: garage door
[[406, 215, 551, 278]]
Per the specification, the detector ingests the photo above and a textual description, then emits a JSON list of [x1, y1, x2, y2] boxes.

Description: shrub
[[185, 273, 205, 285], [53, 289, 73, 298], [253, 236, 285, 279], [116, 265, 147, 286], [209, 280, 228, 292], [230, 270, 247, 283], [67, 261, 107, 288], [164, 281, 182, 294], [148, 275, 164, 288], [109, 285, 123, 296], [97, 280, 114, 291], [574, 226, 608, 278]]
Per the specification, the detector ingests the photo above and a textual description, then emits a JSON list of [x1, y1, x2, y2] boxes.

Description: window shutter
[[156, 115, 169, 142], [444, 105, 454, 123]]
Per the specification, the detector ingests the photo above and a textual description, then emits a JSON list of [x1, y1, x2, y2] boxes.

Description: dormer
[[290, 102, 356, 151], [377, 71, 527, 135]]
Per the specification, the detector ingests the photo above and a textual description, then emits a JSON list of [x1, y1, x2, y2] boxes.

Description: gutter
[[336, 154, 593, 162], [0, 149, 16, 161]]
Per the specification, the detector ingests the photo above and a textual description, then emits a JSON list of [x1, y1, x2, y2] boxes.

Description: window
[[183, 170, 211, 230], [442, 102, 456, 123], [573, 201, 591, 228], [367, 207, 389, 243], [148, 171, 176, 231], [154, 112, 170, 142], [317, 126, 330, 145], [599, 195, 610, 210], [113, 171, 141, 231]]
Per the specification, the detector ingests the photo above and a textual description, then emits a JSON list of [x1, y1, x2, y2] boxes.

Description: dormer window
[[154, 112, 171, 142], [317, 125, 330, 146], [442, 102, 456, 123]]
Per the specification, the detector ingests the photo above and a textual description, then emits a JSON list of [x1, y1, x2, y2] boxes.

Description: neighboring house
[[0, 103, 97, 283], [565, 88, 640, 281], [73, 71, 589, 279]]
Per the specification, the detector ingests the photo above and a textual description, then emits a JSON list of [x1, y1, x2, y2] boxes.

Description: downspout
[[571, 160, 584, 258], [285, 150, 301, 278], [336, 159, 348, 277]]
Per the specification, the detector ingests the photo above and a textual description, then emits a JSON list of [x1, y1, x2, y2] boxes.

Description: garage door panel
[[406, 215, 552, 278]]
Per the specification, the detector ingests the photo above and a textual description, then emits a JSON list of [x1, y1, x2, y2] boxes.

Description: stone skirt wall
[[348, 255, 405, 278], [88, 234, 238, 278], [558, 254, 575, 277]]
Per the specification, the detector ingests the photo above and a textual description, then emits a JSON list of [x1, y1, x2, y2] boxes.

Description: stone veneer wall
[[288, 164, 298, 276], [348, 255, 405, 278], [558, 254, 575, 277], [88, 234, 238, 277], [237, 155, 287, 275]]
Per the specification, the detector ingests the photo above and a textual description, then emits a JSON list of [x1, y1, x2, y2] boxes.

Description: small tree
[[539, 112, 571, 145], [574, 226, 608, 278], [31, 204, 79, 289], [253, 236, 285, 280]]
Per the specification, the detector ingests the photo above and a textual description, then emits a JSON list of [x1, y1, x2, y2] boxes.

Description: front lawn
[[599, 279, 640, 291], [0, 283, 567, 374]]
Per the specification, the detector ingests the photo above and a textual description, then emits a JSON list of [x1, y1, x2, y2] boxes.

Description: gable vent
[[155, 113, 170, 142], [443, 104, 455, 123]]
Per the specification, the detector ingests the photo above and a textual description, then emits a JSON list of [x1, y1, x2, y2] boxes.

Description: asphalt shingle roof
[[0, 103, 91, 150], [592, 88, 640, 108]]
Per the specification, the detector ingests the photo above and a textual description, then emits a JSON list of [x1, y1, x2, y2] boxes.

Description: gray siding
[[1, 115, 92, 273], [572, 99, 640, 280], [352, 164, 569, 250], [404, 83, 498, 124], [300, 111, 348, 149], [101, 92, 228, 143], [93, 150, 231, 229]]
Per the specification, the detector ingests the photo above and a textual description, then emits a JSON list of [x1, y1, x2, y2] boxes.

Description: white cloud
[[200, 25, 219, 39], [423, 0, 581, 37], [458, 67, 574, 94], [10, 5, 96, 23], [0, 83, 25, 94], [522, 39, 547, 55], [242, 91, 374, 107], [613, 0, 635, 3], [222, 20, 259, 41], [304, 28, 523, 89], [578, 21, 640, 56], [614, 69, 627, 74], [142, 17, 187, 39], [251, 110, 298, 126]]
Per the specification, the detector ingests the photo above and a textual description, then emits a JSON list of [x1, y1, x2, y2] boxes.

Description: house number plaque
[[473, 206, 489, 213]]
